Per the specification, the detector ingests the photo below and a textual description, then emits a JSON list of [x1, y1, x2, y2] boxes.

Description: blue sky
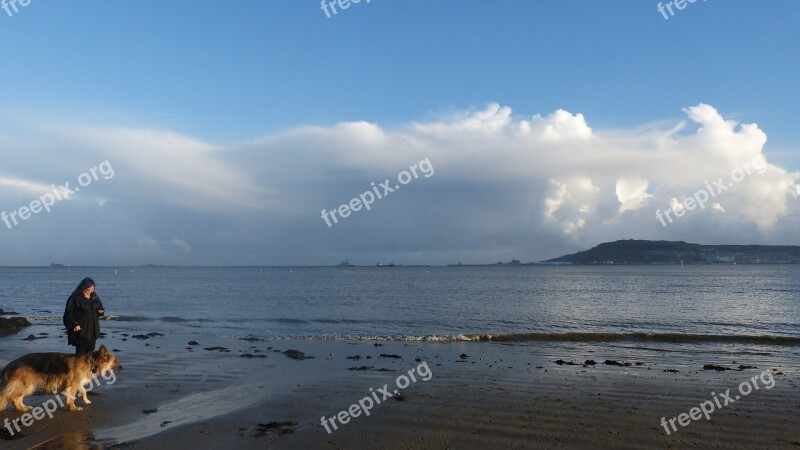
[[3, 1, 798, 150], [1, 1, 799, 265]]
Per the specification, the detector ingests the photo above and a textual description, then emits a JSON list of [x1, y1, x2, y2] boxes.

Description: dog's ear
[[98, 345, 108, 357]]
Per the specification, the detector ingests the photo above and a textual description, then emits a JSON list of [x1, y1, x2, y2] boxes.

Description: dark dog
[[0, 345, 122, 412]]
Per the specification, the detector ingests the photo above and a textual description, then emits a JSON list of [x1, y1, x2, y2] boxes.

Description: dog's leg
[[80, 384, 91, 405], [11, 396, 32, 412], [3, 381, 33, 412], [64, 387, 83, 411]]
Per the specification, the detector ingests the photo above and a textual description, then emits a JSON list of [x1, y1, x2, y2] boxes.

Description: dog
[[0, 345, 122, 412]]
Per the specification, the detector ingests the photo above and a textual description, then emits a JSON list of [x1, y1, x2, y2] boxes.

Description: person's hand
[[98, 309, 104, 315], [73, 325, 81, 332]]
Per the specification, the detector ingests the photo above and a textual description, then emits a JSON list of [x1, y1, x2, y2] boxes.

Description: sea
[[2, 265, 798, 351]]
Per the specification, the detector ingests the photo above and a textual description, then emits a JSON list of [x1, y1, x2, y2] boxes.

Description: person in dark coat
[[63, 277, 105, 355]]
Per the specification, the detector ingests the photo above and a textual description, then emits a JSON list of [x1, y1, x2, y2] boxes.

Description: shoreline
[[1, 321, 798, 449]]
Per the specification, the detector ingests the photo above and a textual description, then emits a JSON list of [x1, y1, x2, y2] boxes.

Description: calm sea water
[[1, 265, 798, 345]]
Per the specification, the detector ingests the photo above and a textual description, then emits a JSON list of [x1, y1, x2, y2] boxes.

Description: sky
[[1, 0, 799, 266]]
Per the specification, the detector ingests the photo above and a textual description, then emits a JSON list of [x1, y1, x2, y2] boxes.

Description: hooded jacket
[[63, 291, 104, 345]]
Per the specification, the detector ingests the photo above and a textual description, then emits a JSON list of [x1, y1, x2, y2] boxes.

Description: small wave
[[277, 318, 310, 324], [113, 316, 154, 322], [27, 315, 147, 322], [311, 318, 370, 324], [457, 332, 800, 345], [27, 315, 213, 324], [160, 316, 189, 323], [283, 332, 800, 345], [26, 316, 62, 321], [159, 317, 215, 323]]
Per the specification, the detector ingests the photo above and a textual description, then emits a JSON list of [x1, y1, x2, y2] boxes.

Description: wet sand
[[1, 320, 798, 449]]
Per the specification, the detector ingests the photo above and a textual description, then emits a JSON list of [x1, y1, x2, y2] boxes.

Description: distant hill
[[546, 240, 800, 265]]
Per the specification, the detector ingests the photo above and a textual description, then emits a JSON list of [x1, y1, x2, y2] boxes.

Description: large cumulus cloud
[[0, 103, 798, 265]]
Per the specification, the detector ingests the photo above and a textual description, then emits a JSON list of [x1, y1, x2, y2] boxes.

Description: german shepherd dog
[[0, 345, 122, 412]]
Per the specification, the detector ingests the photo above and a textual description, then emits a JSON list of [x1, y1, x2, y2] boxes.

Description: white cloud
[[56, 126, 271, 213], [544, 177, 600, 236], [137, 236, 161, 252], [171, 238, 191, 253], [1, 103, 799, 265], [0, 176, 53, 199], [616, 176, 652, 213]]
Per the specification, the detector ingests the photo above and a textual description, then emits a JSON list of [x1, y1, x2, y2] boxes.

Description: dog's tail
[[0, 375, 8, 411], [0, 367, 16, 412]]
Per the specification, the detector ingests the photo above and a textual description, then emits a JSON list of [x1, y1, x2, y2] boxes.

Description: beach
[[1, 318, 798, 449]]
